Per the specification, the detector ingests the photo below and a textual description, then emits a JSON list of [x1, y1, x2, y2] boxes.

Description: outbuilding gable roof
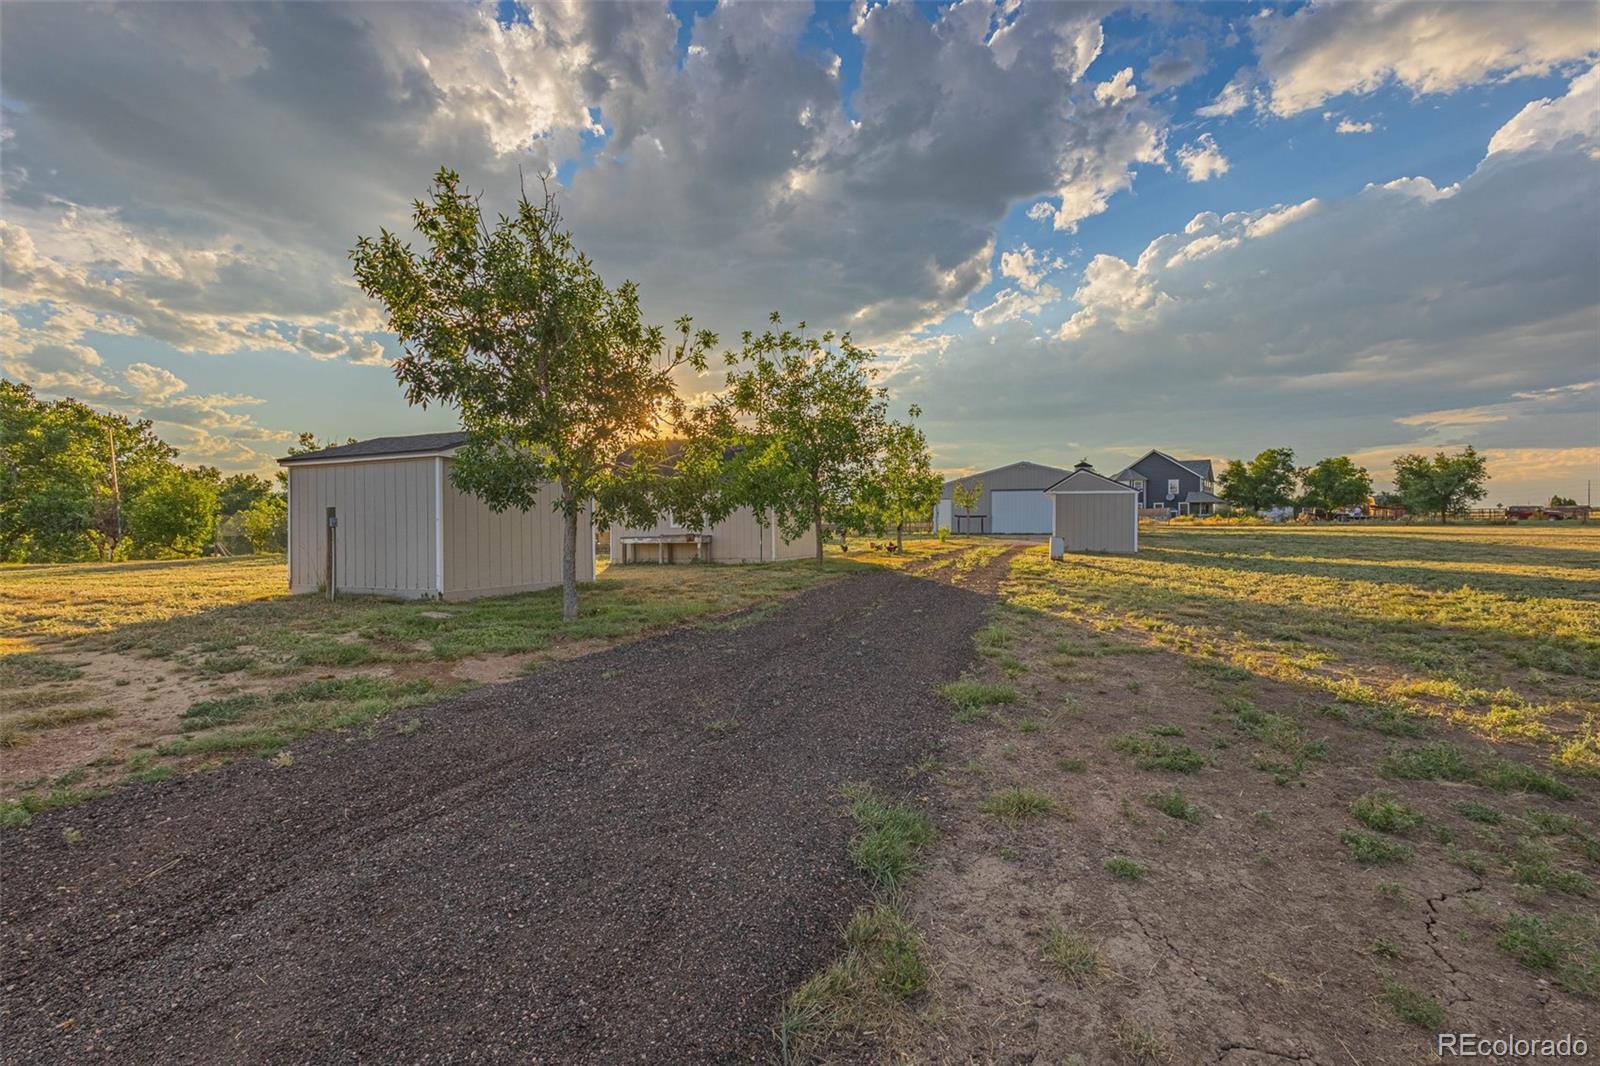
[[1044, 467, 1137, 494], [941, 460, 1072, 491], [278, 431, 469, 465]]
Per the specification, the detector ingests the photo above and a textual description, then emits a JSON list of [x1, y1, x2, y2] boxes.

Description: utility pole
[[106, 423, 122, 559]]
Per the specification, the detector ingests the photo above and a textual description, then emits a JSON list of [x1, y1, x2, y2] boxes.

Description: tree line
[[1217, 446, 1492, 522], [0, 380, 297, 563], [352, 168, 942, 618]]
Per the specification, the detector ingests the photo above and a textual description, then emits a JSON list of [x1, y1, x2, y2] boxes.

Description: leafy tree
[[1298, 456, 1373, 514], [1, 379, 176, 561], [862, 406, 942, 549], [125, 467, 219, 557], [219, 473, 276, 517], [1219, 448, 1298, 512], [1549, 494, 1577, 508], [720, 313, 889, 559], [952, 479, 983, 533], [241, 494, 288, 553], [275, 433, 357, 490], [1392, 447, 1489, 523], [352, 169, 712, 618]]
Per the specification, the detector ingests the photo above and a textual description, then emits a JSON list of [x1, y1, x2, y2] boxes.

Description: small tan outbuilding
[[608, 506, 817, 565], [1044, 461, 1139, 556], [279, 432, 594, 600]]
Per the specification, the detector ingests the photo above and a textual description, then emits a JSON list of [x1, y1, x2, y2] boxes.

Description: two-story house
[[1111, 450, 1223, 516]]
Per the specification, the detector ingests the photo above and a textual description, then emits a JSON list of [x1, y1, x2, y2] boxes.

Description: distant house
[[934, 461, 1072, 534], [279, 432, 594, 600], [1111, 451, 1222, 516]]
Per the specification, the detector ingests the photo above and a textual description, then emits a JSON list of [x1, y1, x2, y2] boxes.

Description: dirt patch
[[899, 589, 1599, 1064], [0, 565, 998, 1063]]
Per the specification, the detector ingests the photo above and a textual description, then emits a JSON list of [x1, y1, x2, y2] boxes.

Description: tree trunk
[[813, 501, 824, 561], [896, 515, 904, 550], [560, 482, 579, 621]]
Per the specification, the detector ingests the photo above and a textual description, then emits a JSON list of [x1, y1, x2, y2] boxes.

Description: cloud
[[1488, 62, 1600, 156], [1094, 68, 1137, 104], [1176, 133, 1230, 181], [123, 362, 187, 402], [1196, 71, 1255, 117], [889, 63, 1599, 490], [1145, 37, 1207, 92], [1251, 1, 1600, 116], [0, 0, 1170, 361], [1335, 118, 1374, 135]]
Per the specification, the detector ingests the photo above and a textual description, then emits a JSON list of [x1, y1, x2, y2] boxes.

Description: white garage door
[[991, 489, 1053, 534]]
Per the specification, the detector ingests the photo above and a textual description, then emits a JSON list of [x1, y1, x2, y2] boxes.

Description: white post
[[434, 457, 446, 599]]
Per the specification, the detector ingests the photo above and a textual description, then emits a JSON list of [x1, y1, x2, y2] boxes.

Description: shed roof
[[1045, 467, 1138, 494], [279, 431, 468, 465]]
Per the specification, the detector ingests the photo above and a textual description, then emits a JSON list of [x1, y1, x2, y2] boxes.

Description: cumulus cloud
[[1251, 1, 1600, 116], [891, 63, 1599, 497], [1488, 62, 1600, 155], [0, 0, 1169, 362], [1196, 71, 1255, 117], [1176, 134, 1230, 181], [1335, 118, 1374, 134]]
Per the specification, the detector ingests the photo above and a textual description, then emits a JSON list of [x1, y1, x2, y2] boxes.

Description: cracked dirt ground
[[897, 564, 1597, 1065]]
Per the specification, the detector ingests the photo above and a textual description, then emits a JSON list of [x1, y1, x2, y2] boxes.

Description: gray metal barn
[[935, 460, 1071, 534], [1045, 461, 1139, 556], [279, 432, 594, 600]]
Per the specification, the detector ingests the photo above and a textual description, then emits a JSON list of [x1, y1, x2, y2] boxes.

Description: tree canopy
[[352, 168, 714, 617], [1218, 448, 1298, 513], [952, 480, 983, 531], [1298, 456, 1373, 514], [1392, 447, 1489, 523], [861, 406, 942, 548], [717, 314, 890, 559]]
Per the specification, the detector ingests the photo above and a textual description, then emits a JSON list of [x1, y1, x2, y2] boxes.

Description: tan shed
[[1044, 461, 1138, 556], [609, 506, 817, 565], [279, 432, 594, 600]]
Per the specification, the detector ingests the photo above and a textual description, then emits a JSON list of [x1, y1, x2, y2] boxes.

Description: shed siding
[[441, 463, 593, 598], [1053, 492, 1137, 554], [286, 459, 438, 597], [608, 506, 817, 564]]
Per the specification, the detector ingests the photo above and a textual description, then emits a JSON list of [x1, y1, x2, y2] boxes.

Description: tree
[[352, 169, 712, 618], [1298, 456, 1373, 515], [1550, 494, 1577, 508], [219, 473, 275, 517], [1, 379, 176, 561], [241, 494, 288, 553], [125, 467, 219, 557], [1219, 448, 1298, 512], [952, 479, 983, 534], [862, 407, 942, 549], [1392, 447, 1489, 523], [720, 313, 889, 559]]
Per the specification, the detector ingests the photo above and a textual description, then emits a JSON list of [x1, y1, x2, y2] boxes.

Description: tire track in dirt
[[2, 558, 1019, 1064]]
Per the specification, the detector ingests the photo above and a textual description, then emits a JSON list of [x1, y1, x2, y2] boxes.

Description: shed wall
[[441, 462, 594, 598], [1053, 493, 1138, 554], [286, 458, 438, 597], [608, 506, 816, 564]]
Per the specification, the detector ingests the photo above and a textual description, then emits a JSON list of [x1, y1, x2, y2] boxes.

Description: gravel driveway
[[1, 557, 1007, 1063]]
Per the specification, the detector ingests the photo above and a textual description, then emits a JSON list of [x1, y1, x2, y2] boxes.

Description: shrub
[[1341, 829, 1413, 865]]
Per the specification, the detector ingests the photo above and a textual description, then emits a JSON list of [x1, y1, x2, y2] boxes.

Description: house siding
[[1119, 454, 1205, 511], [286, 458, 438, 598], [441, 462, 593, 598]]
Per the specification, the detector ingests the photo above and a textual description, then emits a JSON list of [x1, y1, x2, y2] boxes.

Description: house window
[[1167, 478, 1179, 499]]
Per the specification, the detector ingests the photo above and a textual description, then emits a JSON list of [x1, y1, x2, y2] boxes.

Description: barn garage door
[[991, 490, 1052, 534]]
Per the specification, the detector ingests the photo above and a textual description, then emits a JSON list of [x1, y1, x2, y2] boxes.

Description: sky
[[2, 0, 1597, 505]]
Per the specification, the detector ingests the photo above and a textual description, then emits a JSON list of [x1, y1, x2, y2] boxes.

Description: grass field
[[798, 523, 1600, 1063], [0, 551, 873, 817]]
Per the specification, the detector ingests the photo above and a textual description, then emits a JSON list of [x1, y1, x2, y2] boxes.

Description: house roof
[[941, 460, 1072, 491], [1044, 467, 1137, 494], [278, 431, 469, 465], [1112, 450, 1214, 482], [1184, 490, 1224, 504]]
